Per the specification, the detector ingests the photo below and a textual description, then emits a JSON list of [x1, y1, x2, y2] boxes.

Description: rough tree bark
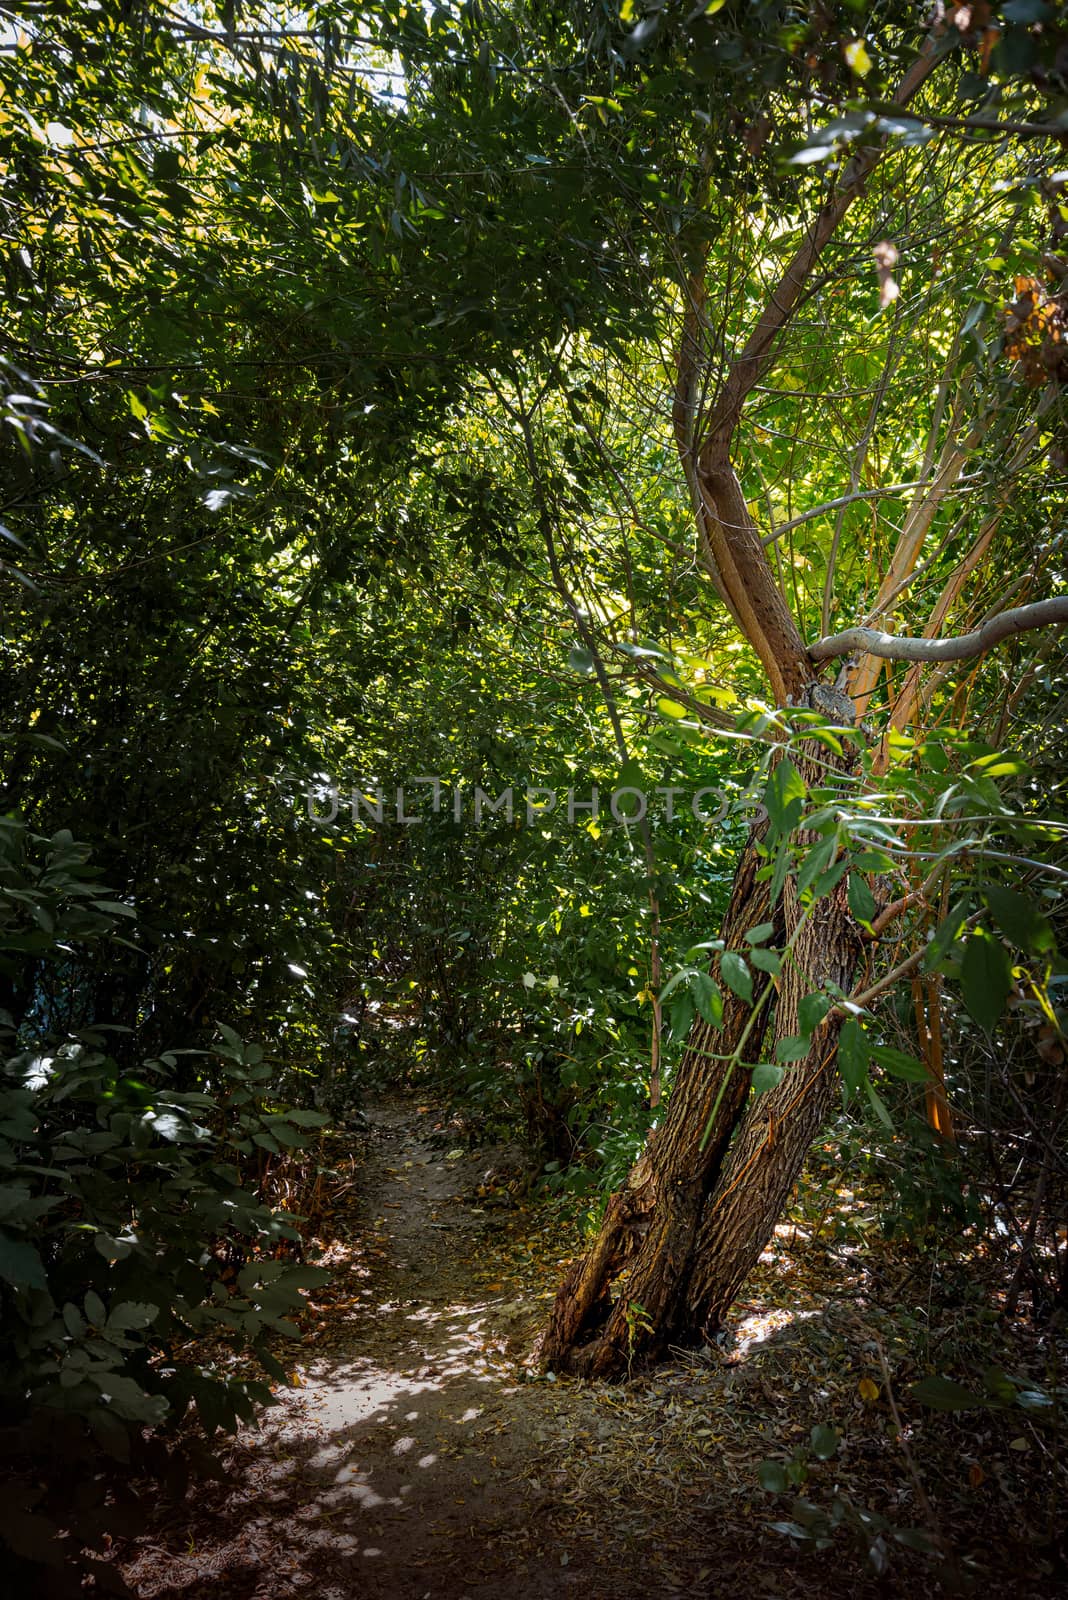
[[537, 726, 861, 1376], [538, 823, 777, 1375]]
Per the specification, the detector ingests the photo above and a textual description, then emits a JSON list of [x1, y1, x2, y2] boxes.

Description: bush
[[0, 817, 328, 1591]]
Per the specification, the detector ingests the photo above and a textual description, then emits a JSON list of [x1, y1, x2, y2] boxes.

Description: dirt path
[[127, 1095, 705, 1600], [120, 1096, 1043, 1600]]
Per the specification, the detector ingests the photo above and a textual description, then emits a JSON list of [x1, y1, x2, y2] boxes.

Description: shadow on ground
[[117, 1098, 1061, 1600]]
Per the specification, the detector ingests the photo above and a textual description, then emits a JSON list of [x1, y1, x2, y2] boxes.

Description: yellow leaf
[[858, 1376, 880, 1402], [844, 39, 873, 77]]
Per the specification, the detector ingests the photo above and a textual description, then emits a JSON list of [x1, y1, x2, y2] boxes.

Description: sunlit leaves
[[842, 39, 873, 78]]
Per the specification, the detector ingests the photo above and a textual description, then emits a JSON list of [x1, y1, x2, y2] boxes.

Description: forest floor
[[117, 1094, 1066, 1600]]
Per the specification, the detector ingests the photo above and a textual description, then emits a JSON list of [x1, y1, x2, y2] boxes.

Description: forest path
[[120, 1095, 879, 1600]]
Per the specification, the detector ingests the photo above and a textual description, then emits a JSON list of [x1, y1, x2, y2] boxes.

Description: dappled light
[[2, 3, 1066, 1597]]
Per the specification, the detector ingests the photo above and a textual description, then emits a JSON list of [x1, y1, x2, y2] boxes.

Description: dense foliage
[[1, 0, 1066, 1587]]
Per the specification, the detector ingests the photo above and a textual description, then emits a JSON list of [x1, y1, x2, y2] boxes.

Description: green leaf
[[921, 897, 969, 973], [617, 755, 642, 793], [847, 873, 877, 926], [764, 758, 805, 838], [982, 1366, 1016, 1404], [865, 1078, 893, 1131], [854, 850, 893, 873], [752, 1063, 784, 1094], [668, 991, 696, 1042], [690, 972, 723, 1027], [797, 835, 836, 897], [719, 951, 752, 1002], [0, 1234, 47, 1290], [749, 947, 781, 976], [63, 1301, 86, 1338], [153, 147, 182, 181], [775, 1035, 809, 1063], [809, 1424, 840, 1459], [811, 859, 849, 902], [107, 1300, 158, 1332], [94, 1232, 133, 1262], [870, 1045, 928, 1082], [960, 931, 1013, 1032], [769, 837, 793, 906], [745, 922, 775, 945], [88, 1372, 169, 1424], [909, 1375, 991, 1411], [798, 992, 830, 1035], [758, 1459, 788, 1492], [837, 1018, 868, 1099], [984, 885, 1054, 954]]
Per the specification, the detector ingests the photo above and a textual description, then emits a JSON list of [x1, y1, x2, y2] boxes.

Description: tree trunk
[[535, 821, 776, 1375], [684, 861, 862, 1334], [537, 732, 861, 1377], [536, 36, 944, 1380]]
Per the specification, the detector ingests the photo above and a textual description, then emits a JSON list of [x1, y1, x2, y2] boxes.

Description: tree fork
[[538, 33, 942, 1379]]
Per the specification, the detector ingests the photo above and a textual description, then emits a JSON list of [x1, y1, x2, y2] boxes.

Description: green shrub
[[0, 816, 328, 1591]]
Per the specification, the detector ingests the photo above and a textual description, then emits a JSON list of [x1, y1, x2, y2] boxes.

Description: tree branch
[[810, 597, 1068, 664], [761, 476, 979, 547], [868, 101, 1068, 142], [700, 38, 941, 452]]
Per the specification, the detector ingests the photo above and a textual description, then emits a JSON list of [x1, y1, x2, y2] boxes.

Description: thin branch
[[700, 37, 941, 451], [869, 101, 1068, 142], [761, 477, 979, 547]]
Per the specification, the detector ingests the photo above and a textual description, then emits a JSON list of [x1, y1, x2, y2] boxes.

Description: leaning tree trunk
[[536, 823, 777, 1375], [684, 855, 862, 1334], [537, 727, 861, 1377]]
